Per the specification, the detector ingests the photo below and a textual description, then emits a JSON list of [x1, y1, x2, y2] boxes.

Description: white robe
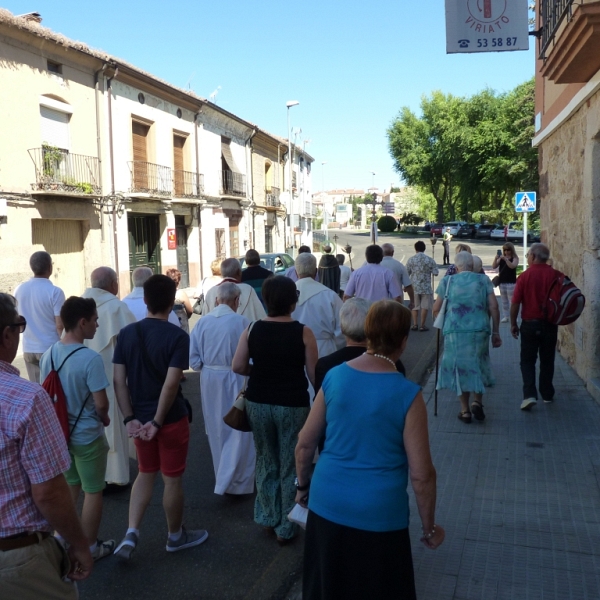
[[202, 279, 266, 322], [81, 287, 137, 485], [189, 304, 256, 495], [292, 278, 344, 358]]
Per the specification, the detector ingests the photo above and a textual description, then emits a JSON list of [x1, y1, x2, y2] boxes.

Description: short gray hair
[[455, 251, 474, 272], [29, 251, 52, 276], [91, 266, 117, 291], [295, 253, 317, 277], [472, 255, 483, 274], [340, 297, 371, 342], [220, 258, 242, 279], [216, 282, 241, 303], [0, 293, 18, 329], [132, 266, 153, 287], [529, 243, 550, 262], [381, 243, 394, 257]]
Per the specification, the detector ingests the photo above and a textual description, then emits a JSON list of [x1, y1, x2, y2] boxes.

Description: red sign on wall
[[167, 229, 177, 250]]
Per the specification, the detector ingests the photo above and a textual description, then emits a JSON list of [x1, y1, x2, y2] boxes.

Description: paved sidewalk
[[411, 324, 600, 600]]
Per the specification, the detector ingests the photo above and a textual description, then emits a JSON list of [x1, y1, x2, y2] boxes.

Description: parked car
[[443, 221, 467, 236], [475, 224, 501, 239], [238, 252, 294, 274], [457, 223, 477, 238], [490, 221, 534, 243], [429, 223, 444, 236]]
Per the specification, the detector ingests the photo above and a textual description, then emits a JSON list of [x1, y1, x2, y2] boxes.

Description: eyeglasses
[[6, 316, 27, 334], [296, 290, 301, 298]]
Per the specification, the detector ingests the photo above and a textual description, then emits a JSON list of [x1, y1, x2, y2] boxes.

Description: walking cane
[[434, 328, 440, 417]]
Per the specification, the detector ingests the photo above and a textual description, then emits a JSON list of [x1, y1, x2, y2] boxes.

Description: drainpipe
[[278, 143, 288, 253], [94, 63, 108, 241], [245, 128, 257, 248], [194, 110, 204, 280], [107, 66, 120, 285]]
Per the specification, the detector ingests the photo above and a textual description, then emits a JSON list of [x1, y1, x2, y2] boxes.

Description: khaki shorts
[[414, 294, 433, 310]]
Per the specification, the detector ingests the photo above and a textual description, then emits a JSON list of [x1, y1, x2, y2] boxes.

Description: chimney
[[16, 12, 43, 24]]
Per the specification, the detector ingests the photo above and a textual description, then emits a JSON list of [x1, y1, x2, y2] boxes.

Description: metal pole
[[287, 107, 293, 257], [523, 212, 528, 271]]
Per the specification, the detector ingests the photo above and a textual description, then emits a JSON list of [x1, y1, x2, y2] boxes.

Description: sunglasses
[[7, 316, 27, 334]]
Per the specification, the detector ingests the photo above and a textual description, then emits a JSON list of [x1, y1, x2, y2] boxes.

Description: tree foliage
[[387, 79, 537, 224]]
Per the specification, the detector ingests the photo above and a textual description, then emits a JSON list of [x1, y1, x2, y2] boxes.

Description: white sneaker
[[501, 317, 509, 323], [520, 398, 537, 411]]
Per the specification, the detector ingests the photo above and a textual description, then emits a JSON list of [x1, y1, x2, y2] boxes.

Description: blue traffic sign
[[515, 191, 536, 212]]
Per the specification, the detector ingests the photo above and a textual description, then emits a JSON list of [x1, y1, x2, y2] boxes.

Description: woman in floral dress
[[432, 252, 502, 423]]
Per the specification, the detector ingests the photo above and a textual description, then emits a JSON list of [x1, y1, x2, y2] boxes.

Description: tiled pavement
[[411, 325, 600, 600]]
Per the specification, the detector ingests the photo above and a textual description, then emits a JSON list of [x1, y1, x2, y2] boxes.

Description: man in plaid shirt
[[0, 293, 93, 598]]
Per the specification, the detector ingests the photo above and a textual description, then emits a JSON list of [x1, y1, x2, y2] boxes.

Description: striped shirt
[[0, 360, 71, 537]]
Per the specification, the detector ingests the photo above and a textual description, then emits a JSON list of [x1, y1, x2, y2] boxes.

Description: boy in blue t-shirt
[[39, 296, 113, 561]]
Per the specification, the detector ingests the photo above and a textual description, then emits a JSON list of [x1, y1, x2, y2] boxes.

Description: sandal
[[471, 402, 485, 421], [419, 326, 429, 332], [457, 411, 472, 423], [411, 325, 418, 331]]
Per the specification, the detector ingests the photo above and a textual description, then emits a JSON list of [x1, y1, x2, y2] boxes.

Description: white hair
[[216, 282, 241, 303], [220, 258, 242, 279], [455, 251, 474, 272], [295, 253, 317, 277], [472, 255, 483, 274], [132, 266, 153, 288], [340, 298, 371, 342], [91, 266, 117, 291], [381, 243, 394, 257]]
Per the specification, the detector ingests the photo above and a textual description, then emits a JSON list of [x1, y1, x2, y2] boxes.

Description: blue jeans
[[519, 320, 558, 401]]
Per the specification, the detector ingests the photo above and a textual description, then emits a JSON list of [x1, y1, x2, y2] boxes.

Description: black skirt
[[303, 510, 417, 600]]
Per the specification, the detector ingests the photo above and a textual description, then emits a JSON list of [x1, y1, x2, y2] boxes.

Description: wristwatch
[[294, 476, 310, 492]]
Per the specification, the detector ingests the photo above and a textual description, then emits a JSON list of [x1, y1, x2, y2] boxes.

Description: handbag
[[492, 275, 500, 287], [433, 276, 452, 330], [192, 278, 207, 315], [223, 321, 256, 432]]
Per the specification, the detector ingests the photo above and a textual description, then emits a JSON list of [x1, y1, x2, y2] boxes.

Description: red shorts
[[134, 417, 190, 478]]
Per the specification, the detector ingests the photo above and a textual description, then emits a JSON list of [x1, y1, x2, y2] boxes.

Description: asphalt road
[[33, 231, 511, 600]]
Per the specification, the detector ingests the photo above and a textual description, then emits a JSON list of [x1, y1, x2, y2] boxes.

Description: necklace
[[365, 352, 396, 369]]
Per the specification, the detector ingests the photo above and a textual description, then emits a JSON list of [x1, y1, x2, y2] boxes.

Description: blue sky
[[6, 0, 535, 192]]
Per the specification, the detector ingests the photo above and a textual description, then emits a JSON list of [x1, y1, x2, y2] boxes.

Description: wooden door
[[31, 219, 85, 297], [132, 122, 149, 190], [128, 215, 161, 278], [175, 215, 189, 287], [173, 135, 185, 197]]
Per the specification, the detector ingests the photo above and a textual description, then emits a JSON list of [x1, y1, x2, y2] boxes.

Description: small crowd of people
[[0, 237, 565, 599]]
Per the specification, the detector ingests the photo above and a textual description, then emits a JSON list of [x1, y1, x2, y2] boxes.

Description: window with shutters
[[132, 121, 149, 190], [173, 135, 186, 196], [40, 106, 70, 151]]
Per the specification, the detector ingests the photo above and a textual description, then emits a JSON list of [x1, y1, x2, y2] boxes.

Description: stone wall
[[539, 90, 600, 399]]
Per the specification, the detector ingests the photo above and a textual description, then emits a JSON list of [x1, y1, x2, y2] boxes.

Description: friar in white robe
[[202, 258, 266, 322], [291, 254, 344, 358], [190, 282, 256, 495], [122, 266, 180, 326], [82, 267, 136, 485]]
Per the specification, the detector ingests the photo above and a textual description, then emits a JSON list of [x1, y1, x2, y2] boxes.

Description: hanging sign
[[445, 0, 529, 54], [167, 228, 177, 250]]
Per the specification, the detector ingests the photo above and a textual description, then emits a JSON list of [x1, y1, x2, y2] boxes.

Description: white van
[[490, 221, 533, 242]]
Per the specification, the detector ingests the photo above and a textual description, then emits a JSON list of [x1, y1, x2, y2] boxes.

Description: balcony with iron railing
[[173, 170, 204, 198], [128, 161, 172, 197], [265, 186, 281, 208], [28, 146, 101, 195], [539, 0, 600, 82], [219, 170, 246, 196]]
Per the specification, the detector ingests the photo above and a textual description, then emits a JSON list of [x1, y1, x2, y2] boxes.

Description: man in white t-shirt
[[380, 243, 415, 309], [336, 254, 352, 300], [14, 251, 65, 383]]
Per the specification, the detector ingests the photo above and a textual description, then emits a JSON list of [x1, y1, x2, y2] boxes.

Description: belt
[[0, 531, 51, 552], [203, 365, 231, 371]]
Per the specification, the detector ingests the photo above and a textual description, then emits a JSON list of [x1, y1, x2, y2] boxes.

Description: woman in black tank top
[[233, 276, 318, 544], [492, 242, 519, 322]]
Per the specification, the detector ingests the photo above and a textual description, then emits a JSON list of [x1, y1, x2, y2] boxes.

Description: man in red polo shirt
[[510, 243, 560, 411]]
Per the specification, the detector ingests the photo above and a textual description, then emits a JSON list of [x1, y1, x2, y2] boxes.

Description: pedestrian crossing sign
[[515, 191, 536, 212]]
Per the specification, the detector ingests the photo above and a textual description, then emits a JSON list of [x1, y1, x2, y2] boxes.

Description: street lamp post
[[286, 100, 299, 257]]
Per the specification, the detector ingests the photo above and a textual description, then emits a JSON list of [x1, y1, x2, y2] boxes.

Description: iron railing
[[28, 147, 100, 194], [173, 170, 204, 198], [219, 170, 246, 196], [128, 161, 172, 197], [265, 186, 281, 207], [540, 0, 574, 57]]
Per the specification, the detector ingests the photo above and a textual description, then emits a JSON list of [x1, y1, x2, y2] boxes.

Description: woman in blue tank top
[[295, 300, 445, 599]]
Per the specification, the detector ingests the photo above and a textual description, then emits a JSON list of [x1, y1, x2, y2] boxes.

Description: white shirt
[[339, 265, 352, 291], [381, 256, 412, 290], [122, 287, 180, 326], [14, 278, 65, 353]]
